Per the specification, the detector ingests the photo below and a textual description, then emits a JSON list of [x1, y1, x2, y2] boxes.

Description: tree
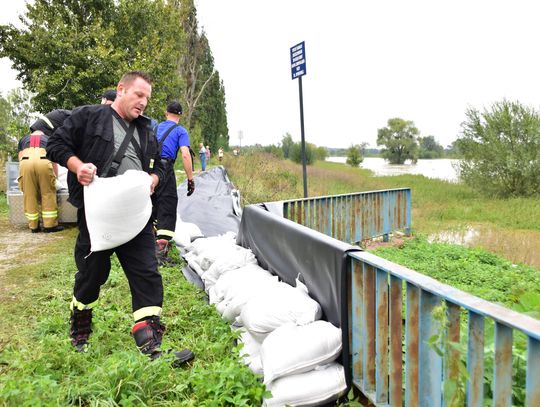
[[315, 146, 328, 161], [346, 144, 363, 167], [0, 0, 228, 136], [281, 133, 294, 158], [0, 0, 119, 112], [418, 135, 444, 159], [377, 118, 419, 164], [457, 100, 540, 197], [289, 142, 316, 165], [0, 89, 34, 160]]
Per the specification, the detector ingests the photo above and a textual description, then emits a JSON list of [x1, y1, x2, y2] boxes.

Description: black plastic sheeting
[[177, 166, 242, 237], [236, 204, 362, 394], [178, 167, 241, 288]]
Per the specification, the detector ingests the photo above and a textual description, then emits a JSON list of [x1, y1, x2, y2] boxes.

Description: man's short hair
[[166, 101, 183, 115], [101, 89, 117, 102], [120, 71, 153, 87]]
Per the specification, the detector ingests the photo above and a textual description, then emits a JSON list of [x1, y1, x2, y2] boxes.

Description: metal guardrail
[[349, 251, 540, 407], [281, 188, 411, 243]]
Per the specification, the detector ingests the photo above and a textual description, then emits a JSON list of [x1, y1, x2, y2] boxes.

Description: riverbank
[[225, 152, 540, 267]]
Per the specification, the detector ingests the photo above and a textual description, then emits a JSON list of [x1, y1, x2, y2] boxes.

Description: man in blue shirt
[[153, 101, 194, 264]]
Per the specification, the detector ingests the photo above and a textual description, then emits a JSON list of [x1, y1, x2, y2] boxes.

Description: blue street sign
[[290, 41, 306, 80]]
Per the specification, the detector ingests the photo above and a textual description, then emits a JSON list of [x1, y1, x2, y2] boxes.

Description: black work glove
[[187, 179, 195, 196]]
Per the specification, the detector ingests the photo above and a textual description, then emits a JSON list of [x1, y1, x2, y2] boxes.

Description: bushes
[[457, 100, 540, 197]]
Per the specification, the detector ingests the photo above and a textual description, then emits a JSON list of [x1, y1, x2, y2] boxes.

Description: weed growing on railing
[[374, 238, 538, 406], [427, 303, 469, 407]]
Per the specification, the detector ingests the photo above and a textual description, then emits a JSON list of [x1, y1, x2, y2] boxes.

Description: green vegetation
[[372, 236, 540, 307], [418, 135, 444, 159], [457, 99, 540, 197], [345, 144, 363, 167], [0, 0, 228, 149], [377, 117, 419, 164], [374, 238, 539, 406], [0, 195, 267, 405]]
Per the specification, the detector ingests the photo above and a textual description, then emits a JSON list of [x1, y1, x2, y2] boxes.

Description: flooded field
[[326, 157, 460, 181], [429, 225, 540, 267]]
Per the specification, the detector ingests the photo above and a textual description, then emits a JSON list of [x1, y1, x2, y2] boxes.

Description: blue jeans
[[200, 154, 206, 171]]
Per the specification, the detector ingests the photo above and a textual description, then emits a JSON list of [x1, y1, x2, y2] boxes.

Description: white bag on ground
[[238, 330, 264, 375], [184, 251, 205, 277], [238, 279, 322, 340], [201, 246, 258, 291], [260, 321, 342, 384], [221, 275, 280, 322], [263, 363, 347, 407], [174, 219, 203, 248], [208, 264, 272, 305], [185, 232, 236, 255], [84, 170, 152, 252]]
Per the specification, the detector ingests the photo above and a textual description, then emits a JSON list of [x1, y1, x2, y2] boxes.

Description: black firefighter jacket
[[46, 104, 164, 209]]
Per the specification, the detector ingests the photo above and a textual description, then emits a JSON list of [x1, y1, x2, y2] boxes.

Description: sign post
[[290, 41, 308, 198]]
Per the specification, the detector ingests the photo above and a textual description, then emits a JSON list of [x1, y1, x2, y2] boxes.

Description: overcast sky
[[3, 0, 540, 148]]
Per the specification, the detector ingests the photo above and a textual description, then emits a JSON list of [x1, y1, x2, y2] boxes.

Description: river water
[[326, 156, 540, 267], [326, 157, 460, 182]]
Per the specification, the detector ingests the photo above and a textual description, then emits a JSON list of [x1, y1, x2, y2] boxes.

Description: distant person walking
[[218, 147, 224, 162], [199, 143, 207, 171], [205, 145, 211, 164], [153, 101, 194, 264]]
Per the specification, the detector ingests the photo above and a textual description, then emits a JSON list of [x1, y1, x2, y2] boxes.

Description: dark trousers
[[73, 208, 163, 314], [152, 167, 178, 240]]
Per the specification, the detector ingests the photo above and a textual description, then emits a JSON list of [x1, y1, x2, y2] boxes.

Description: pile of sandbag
[[182, 234, 347, 406]]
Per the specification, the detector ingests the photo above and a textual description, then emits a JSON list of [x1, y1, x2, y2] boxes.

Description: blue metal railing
[[281, 188, 411, 243], [349, 251, 540, 407]]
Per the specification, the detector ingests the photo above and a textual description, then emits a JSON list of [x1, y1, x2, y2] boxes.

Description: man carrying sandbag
[[46, 71, 194, 366]]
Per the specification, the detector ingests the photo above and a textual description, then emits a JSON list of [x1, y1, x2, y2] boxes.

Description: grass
[[0, 191, 267, 405]]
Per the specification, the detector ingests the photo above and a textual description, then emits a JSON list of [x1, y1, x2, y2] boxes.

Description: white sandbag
[[184, 251, 205, 277], [249, 354, 263, 375], [184, 221, 204, 241], [201, 247, 258, 291], [185, 232, 237, 255], [263, 363, 347, 407], [173, 219, 191, 248], [238, 330, 263, 375], [238, 279, 322, 339], [209, 264, 271, 305], [84, 170, 152, 252], [221, 279, 280, 322], [198, 244, 254, 273], [261, 321, 342, 384]]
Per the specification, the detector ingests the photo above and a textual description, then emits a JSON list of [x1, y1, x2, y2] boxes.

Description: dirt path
[[0, 217, 65, 298]]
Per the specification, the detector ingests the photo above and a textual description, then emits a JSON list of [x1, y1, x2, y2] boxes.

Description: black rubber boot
[[44, 225, 64, 233], [132, 317, 194, 367], [69, 309, 93, 352]]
